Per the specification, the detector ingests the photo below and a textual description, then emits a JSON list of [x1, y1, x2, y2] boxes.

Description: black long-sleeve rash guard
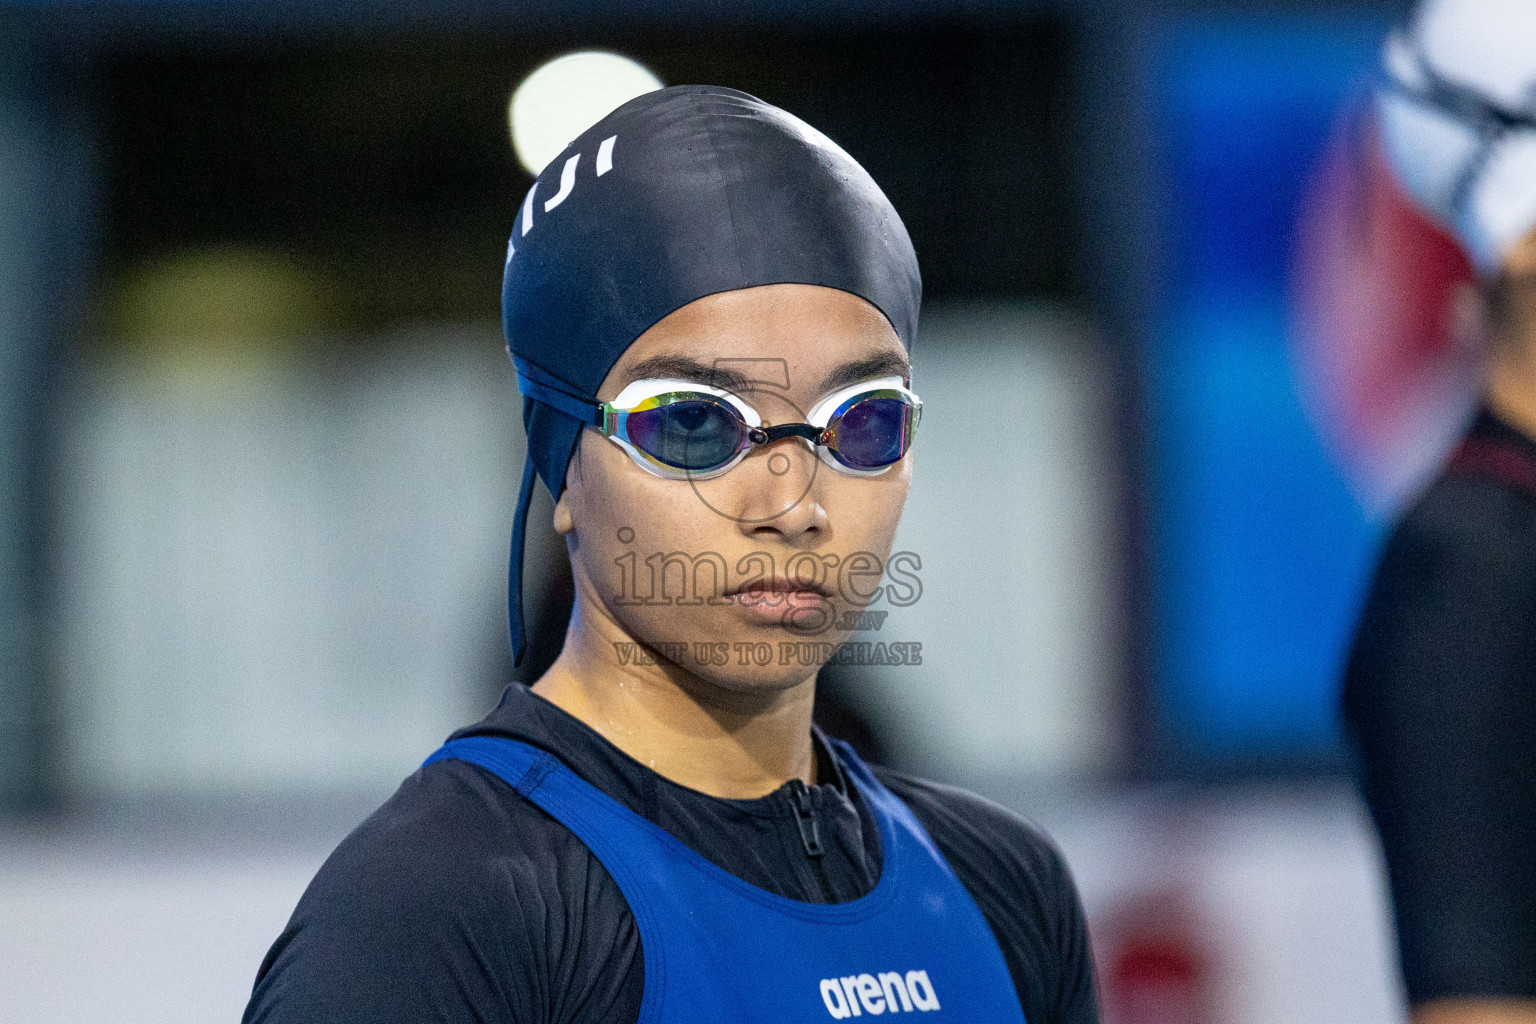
[[244, 682, 1100, 1024], [1345, 407, 1536, 1003]]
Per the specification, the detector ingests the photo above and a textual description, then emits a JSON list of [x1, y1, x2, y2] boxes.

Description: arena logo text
[[820, 970, 940, 1017]]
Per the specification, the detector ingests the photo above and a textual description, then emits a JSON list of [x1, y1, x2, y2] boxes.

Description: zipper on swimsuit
[[787, 777, 824, 858]]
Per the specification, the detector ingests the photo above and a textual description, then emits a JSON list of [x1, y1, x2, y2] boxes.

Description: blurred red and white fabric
[[1291, 104, 1480, 512]]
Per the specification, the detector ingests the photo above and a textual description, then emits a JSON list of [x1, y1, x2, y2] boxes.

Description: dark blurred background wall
[[101, 25, 1078, 323]]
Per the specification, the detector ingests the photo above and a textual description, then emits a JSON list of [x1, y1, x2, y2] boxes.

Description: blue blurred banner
[[1146, 16, 1390, 765]]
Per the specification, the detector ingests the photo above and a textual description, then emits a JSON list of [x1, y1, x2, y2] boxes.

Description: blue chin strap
[[508, 454, 540, 666]]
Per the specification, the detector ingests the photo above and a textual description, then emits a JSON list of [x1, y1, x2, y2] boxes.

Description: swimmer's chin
[[620, 644, 816, 700], [676, 672, 818, 717]]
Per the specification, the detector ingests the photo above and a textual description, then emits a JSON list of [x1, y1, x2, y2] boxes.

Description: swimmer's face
[[1503, 226, 1536, 279], [554, 283, 914, 693], [1487, 227, 1536, 351]]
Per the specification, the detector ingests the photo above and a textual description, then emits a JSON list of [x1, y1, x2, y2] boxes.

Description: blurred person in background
[[1344, 1, 1536, 1020], [243, 85, 1098, 1024]]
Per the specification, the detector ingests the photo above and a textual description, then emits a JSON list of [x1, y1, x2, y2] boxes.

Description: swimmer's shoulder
[[244, 755, 641, 1024], [869, 765, 1100, 1024], [870, 765, 1082, 912]]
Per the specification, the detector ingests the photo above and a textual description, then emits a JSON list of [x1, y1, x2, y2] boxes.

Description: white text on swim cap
[[514, 135, 617, 251]]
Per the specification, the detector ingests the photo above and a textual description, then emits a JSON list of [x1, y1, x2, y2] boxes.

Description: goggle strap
[[513, 363, 605, 429]]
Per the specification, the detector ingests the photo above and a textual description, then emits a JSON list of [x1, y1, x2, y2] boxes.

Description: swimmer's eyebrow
[[816, 351, 911, 393], [623, 355, 755, 394], [622, 350, 911, 396]]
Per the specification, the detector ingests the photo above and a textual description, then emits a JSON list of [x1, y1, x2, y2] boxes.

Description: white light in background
[[509, 52, 662, 176]]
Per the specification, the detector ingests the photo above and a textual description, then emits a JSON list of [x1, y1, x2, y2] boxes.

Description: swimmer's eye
[[621, 394, 748, 471]]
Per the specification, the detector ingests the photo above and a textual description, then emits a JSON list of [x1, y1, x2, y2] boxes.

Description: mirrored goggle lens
[[825, 396, 913, 469], [624, 395, 746, 471]]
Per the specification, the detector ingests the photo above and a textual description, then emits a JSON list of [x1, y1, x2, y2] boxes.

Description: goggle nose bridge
[[748, 422, 828, 449]]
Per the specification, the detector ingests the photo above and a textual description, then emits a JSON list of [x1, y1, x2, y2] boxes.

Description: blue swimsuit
[[424, 735, 1027, 1022]]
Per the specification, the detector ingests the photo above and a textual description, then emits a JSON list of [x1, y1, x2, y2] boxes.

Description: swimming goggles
[[516, 372, 922, 480]]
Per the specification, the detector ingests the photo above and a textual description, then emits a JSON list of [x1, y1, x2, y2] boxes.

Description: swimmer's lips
[[724, 578, 832, 608]]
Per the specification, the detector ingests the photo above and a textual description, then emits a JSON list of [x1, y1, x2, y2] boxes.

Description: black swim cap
[[502, 84, 921, 665]]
